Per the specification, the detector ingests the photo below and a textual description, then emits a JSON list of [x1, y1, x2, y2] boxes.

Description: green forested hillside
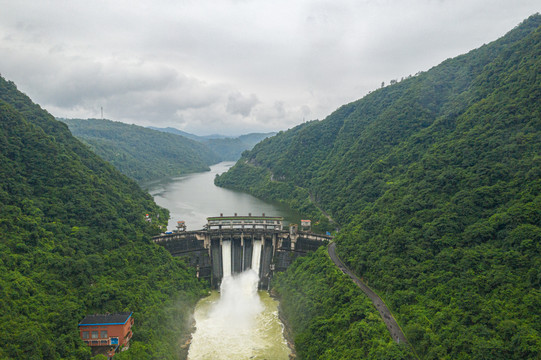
[[61, 118, 220, 182], [147, 126, 203, 141], [0, 77, 207, 359], [203, 133, 275, 161], [149, 125, 275, 161], [216, 15, 541, 359], [273, 248, 415, 359]]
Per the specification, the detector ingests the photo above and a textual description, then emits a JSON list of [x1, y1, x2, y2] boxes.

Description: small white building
[[301, 219, 311, 231]]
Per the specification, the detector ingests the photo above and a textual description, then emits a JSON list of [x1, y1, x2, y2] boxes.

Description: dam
[[153, 214, 332, 289]]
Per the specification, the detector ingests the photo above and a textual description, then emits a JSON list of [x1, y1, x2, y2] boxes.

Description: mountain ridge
[[0, 76, 207, 359], [149, 125, 276, 161], [216, 14, 541, 358], [61, 119, 275, 182], [61, 118, 220, 182]]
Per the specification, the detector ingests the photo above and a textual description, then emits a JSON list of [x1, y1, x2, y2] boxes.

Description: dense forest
[[149, 125, 275, 162], [61, 118, 220, 182], [0, 77, 208, 359], [203, 133, 276, 161], [217, 14, 541, 359], [273, 247, 415, 359]]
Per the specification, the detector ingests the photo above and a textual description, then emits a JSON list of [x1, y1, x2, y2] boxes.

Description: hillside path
[[327, 242, 409, 345]]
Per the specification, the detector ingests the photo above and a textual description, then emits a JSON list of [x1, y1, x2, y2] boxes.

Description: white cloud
[[0, 0, 539, 135]]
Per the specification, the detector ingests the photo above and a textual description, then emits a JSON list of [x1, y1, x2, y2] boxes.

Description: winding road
[[327, 242, 409, 345]]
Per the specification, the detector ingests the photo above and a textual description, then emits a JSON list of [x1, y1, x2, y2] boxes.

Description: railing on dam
[[153, 220, 333, 289]]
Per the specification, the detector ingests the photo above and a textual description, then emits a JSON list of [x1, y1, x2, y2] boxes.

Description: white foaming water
[[189, 270, 292, 359], [221, 240, 232, 278], [252, 239, 262, 276], [214, 271, 263, 330], [188, 240, 290, 359]]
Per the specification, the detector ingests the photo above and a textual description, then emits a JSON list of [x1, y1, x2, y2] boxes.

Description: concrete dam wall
[[153, 222, 332, 289]]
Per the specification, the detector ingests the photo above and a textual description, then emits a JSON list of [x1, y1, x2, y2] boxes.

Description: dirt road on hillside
[[327, 242, 409, 345]]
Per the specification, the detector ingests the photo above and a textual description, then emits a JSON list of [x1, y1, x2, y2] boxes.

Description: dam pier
[[153, 214, 332, 289]]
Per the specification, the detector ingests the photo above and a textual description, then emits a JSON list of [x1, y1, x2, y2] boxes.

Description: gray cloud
[[226, 92, 259, 116], [0, 0, 539, 135]]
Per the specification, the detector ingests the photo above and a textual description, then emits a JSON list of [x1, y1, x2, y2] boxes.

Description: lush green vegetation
[[215, 122, 335, 232], [0, 77, 208, 359], [150, 125, 275, 162], [217, 15, 541, 358], [204, 132, 276, 161], [273, 247, 415, 359], [147, 126, 203, 141], [61, 118, 220, 182], [62, 119, 274, 183]]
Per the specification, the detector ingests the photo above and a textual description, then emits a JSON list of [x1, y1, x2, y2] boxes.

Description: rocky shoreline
[[270, 289, 297, 359], [179, 314, 196, 360]]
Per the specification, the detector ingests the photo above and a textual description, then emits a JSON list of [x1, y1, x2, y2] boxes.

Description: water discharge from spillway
[[221, 240, 232, 278], [252, 239, 262, 277], [188, 240, 290, 359], [145, 163, 296, 359]]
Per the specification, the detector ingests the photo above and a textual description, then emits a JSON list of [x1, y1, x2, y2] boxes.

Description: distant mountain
[[147, 126, 202, 141], [0, 76, 205, 358], [216, 15, 541, 359], [149, 125, 276, 161], [204, 133, 276, 161], [61, 118, 220, 182], [147, 126, 230, 140], [237, 132, 277, 148]]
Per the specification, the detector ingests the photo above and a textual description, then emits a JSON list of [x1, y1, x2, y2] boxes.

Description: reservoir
[[144, 161, 300, 231], [144, 162, 294, 359]]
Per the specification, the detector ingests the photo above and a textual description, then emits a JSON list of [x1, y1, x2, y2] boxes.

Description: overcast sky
[[1, 1, 539, 135]]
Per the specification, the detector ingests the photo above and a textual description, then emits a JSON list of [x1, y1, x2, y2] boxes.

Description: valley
[[1, 12, 540, 360]]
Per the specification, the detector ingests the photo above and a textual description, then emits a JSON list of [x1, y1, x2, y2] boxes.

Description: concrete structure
[[79, 312, 133, 358], [153, 214, 332, 289], [176, 221, 186, 232], [301, 219, 311, 231], [207, 213, 283, 230]]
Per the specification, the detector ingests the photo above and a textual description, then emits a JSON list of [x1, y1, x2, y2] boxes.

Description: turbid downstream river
[[143, 162, 294, 359]]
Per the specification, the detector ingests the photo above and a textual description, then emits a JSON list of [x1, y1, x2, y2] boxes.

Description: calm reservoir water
[[144, 161, 300, 231], [143, 162, 294, 359]]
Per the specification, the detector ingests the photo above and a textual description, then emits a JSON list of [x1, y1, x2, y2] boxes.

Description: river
[[144, 161, 300, 231], [143, 162, 294, 360]]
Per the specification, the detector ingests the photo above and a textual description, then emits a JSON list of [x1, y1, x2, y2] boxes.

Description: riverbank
[[270, 289, 296, 359], [179, 316, 196, 359]]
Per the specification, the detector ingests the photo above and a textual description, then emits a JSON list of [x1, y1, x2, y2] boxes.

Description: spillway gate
[[152, 214, 332, 289]]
